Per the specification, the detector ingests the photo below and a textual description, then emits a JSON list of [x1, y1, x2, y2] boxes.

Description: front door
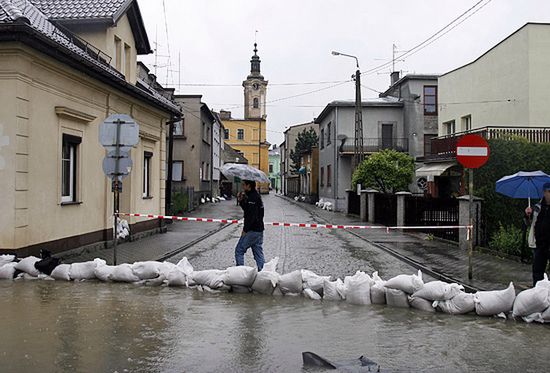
[[382, 124, 393, 149]]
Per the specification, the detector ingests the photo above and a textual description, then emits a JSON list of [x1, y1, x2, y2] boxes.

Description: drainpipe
[[334, 107, 339, 204], [166, 115, 180, 213]]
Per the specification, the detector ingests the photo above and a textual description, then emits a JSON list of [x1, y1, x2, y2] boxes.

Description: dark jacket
[[528, 199, 550, 248], [240, 189, 264, 233]]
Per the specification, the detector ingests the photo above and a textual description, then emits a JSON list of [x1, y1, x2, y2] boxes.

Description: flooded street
[[1, 280, 550, 373]]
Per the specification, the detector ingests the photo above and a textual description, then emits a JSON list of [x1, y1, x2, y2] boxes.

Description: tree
[[290, 128, 318, 172], [352, 149, 414, 194]]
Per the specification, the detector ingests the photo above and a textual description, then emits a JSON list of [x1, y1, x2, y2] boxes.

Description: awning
[[416, 162, 456, 177]]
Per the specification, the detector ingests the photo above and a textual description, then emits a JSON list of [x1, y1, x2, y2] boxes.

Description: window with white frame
[[461, 115, 472, 131], [173, 119, 184, 136], [143, 152, 152, 198], [61, 134, 81, 203], [172, 160, 183, 181], [443, 120, 456, 135]]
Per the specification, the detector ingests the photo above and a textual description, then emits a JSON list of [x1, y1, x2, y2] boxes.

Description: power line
[[159, 79, 349, 87]]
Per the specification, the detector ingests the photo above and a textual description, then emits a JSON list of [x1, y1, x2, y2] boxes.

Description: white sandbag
[[166, 269, 187, 287], [69, 261, 98, 280], [302, 269, 331, 294], [433, 292, 475, 315], [110, 264, 140, 283], [412, 281, 464, 301], [323, 279, 344, 301], [522, 312, 545, 323], [370, 283, 387, 304], [303, 288, 322, 300], [535, 273, 550, 289], [385, 288, 410, 308], [176, 257, 194, 276], [384, 270, 424, 294], [50, 264, 71, 281], [225, 266, 258, 287], [272, 286, 284, 296], [474, 282, 516, 316], [0, 254, 15, 267], [0, 262, 17, 280], [512, 286, 550, 318], [279, 270, 303, 294], [252, 271, 279, 295], [158, 261, 179, 277], [263, 257, 279, 272], [408, 296, 436, 313], [231, 285, 252, 293], [190, 269, 227, 289], [94, 265, 116, 282], [21, 273, 39, 280], [132, 261, 161, 280], [344, 272, 372, 305], [14, 256, 41, 276]]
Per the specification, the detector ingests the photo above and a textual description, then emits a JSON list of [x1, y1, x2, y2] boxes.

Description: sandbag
[[34, 257, 61, 276], [190, 269, 227, 289], [344, 272, 372, 305], [110, 264, 140, 283], [252, 271, 279, 295], [159, 261, 179, 277], [474, 282, 516, 316], [166, 269, 187, 286], [69, 261, 98, 281], [385, 288, 410, 308], [535, 273, 550, 289], [15, 256, 41, 276], [323, 279, 344, 301], [301, 269, 331, 294], [225, 266, 258, 287], [0, 254, 15, 267], [303, 288, 322, 300], [370, 283, 387, 304], [512, 286, 550, 318], [94, 265, 116, 282], [384, 270, 423, 294], [51, 264, 71, 281], [263, 257, 279, 272], [176, 257, 194, 276], [0, 262, 17, 280], [272, 286, 284, 296], [231, 285, 252, 294], [279, 270, 303, 294], [408, 296, 436, 313], [433, 292, 475, 315], [412, 281, 463, 301], [132, 261, 161, 280]]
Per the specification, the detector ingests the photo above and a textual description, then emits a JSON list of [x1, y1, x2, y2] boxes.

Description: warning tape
[[119, 212, 473, 240]]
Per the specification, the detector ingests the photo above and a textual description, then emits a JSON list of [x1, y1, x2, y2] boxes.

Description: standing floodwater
[[1, 280, 549, 373]]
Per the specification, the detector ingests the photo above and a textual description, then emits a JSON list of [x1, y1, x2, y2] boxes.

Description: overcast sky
[[137, 0, 550, 146]]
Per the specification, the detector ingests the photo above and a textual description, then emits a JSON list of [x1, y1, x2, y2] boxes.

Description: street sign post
[[99, 114, 139, 265], [456, 134, 490, 280]]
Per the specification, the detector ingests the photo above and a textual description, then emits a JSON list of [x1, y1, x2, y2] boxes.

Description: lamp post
[[332, 51, 364, 171]]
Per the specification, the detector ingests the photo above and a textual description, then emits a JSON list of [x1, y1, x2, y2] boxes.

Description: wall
[[222, 118, 268, 175]]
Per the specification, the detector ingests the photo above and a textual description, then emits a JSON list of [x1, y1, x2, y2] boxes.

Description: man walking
[[235, 180, 265, 270], [526, 182, 550, 286]]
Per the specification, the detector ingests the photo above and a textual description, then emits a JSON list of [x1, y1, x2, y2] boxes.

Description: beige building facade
[[0, 0, 180, 255]]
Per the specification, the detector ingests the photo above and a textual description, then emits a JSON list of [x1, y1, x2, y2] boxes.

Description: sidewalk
[[280, 195, 533, 291], [62, 200, 242, 265]]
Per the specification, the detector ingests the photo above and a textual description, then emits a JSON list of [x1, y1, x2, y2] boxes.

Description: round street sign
[[102, 156, 133, 178], [99, 114, 139, 153], [456, 134, 490, 169]]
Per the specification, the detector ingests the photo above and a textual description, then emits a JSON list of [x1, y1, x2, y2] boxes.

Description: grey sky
[[137, 0, 550, 146]]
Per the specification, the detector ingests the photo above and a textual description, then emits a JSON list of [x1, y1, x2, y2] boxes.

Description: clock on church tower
[[243, 43, 268, 120]]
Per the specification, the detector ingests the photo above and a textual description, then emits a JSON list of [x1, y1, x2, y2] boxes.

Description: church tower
[[243, 43, 268, 119]]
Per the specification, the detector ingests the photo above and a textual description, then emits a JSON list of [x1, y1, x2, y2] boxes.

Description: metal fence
[[374, 194, 397, 226], [405, 196, 459, 241]]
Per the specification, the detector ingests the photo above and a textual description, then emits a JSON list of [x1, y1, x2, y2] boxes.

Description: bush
[[489, 224, 523, 257], [172, 192, 189, 214]]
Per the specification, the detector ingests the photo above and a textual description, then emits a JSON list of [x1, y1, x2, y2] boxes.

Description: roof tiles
[[29, 0, 130, 20]]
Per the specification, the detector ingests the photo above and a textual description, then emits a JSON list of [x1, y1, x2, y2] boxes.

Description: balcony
[[339, 138, 409, 154], [427, 126, 550, 161]]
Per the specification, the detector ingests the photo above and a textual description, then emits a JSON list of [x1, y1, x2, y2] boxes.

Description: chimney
[[220, 110, 231, 120], [390, 71, 400, 86]]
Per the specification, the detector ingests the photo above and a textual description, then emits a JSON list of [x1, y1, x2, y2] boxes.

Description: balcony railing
[[427, 126, 550, 161], [339, 138, 409, 154]]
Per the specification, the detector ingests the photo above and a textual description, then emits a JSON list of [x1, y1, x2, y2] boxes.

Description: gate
[[405, 196, 459, 241], [374, 193, 397, 226], [347, 191, 360, 216]]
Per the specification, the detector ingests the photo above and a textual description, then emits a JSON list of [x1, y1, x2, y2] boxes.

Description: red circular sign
[[456, 134, 490, 169]]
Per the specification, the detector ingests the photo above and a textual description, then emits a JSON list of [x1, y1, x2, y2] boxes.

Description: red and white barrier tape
[[119, 212, 473, 240]]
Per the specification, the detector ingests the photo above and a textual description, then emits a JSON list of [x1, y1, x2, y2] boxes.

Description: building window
[[124, 43, 131, 77], [269, 163, 274, 173], [320, 128, 325, 149], [424, 135, 434, 157], [327, 122, 331, 145], [423, 86, 437, 115], [173, 119, 184, 136], [326, 165, 332, 187], [224, 128, 229, 140], [461, 115, 472, 131], [253, 97, 259, 108], [443, 120, 456, 135], [172, 161, 183, 181], [114, 36, 122, 71], [61, 134, 81, 203], [237, 129, 244, 140], [143, 152, 152, 198], [320, 166, 324, 187]]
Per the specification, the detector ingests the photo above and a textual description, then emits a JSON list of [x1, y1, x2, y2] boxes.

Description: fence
[[347, 191, 361, 216], [405, 196, 459, 241], [374, 194, 397, 226]]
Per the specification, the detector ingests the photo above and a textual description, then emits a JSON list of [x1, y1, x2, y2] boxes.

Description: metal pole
[[468, 168, 473, 280], [354, 68, 364, 170], [166, 118, 176, 213], [113, 119, 122, 266]]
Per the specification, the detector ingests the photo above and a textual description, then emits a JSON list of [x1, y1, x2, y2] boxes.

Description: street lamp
[[332, 51, 364, 170]]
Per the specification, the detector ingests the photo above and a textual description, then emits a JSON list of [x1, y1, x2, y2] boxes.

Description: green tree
[[290, 128, 318, 172], [352, 149, 414, 194]]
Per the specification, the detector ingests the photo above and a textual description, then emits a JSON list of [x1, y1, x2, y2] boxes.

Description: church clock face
[[252, 83, 259, 90]]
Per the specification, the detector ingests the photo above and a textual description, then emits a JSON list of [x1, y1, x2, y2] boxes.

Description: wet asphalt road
[[168, 194, 434, 281]]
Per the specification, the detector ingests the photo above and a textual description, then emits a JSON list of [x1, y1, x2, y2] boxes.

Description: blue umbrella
[[496, 170, 550, 207]]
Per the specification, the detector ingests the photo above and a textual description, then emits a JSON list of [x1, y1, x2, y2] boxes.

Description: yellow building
[[221, 43, 270, 192]]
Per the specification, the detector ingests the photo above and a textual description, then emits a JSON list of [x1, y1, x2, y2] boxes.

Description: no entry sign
[[456, 134, 490, 169]]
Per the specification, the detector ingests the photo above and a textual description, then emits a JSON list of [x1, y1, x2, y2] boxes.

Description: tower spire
[[250, 42, 261, 76]]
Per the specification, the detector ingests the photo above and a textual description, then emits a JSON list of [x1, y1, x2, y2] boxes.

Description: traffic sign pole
[[112, 119, 122, 266], [468, 168, 474, 280]]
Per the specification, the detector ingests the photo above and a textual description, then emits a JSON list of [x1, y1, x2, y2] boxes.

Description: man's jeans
[[235, 231, 264, 270]]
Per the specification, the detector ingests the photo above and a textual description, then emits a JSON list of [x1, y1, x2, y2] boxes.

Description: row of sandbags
[[2, 253, 550, 323]]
